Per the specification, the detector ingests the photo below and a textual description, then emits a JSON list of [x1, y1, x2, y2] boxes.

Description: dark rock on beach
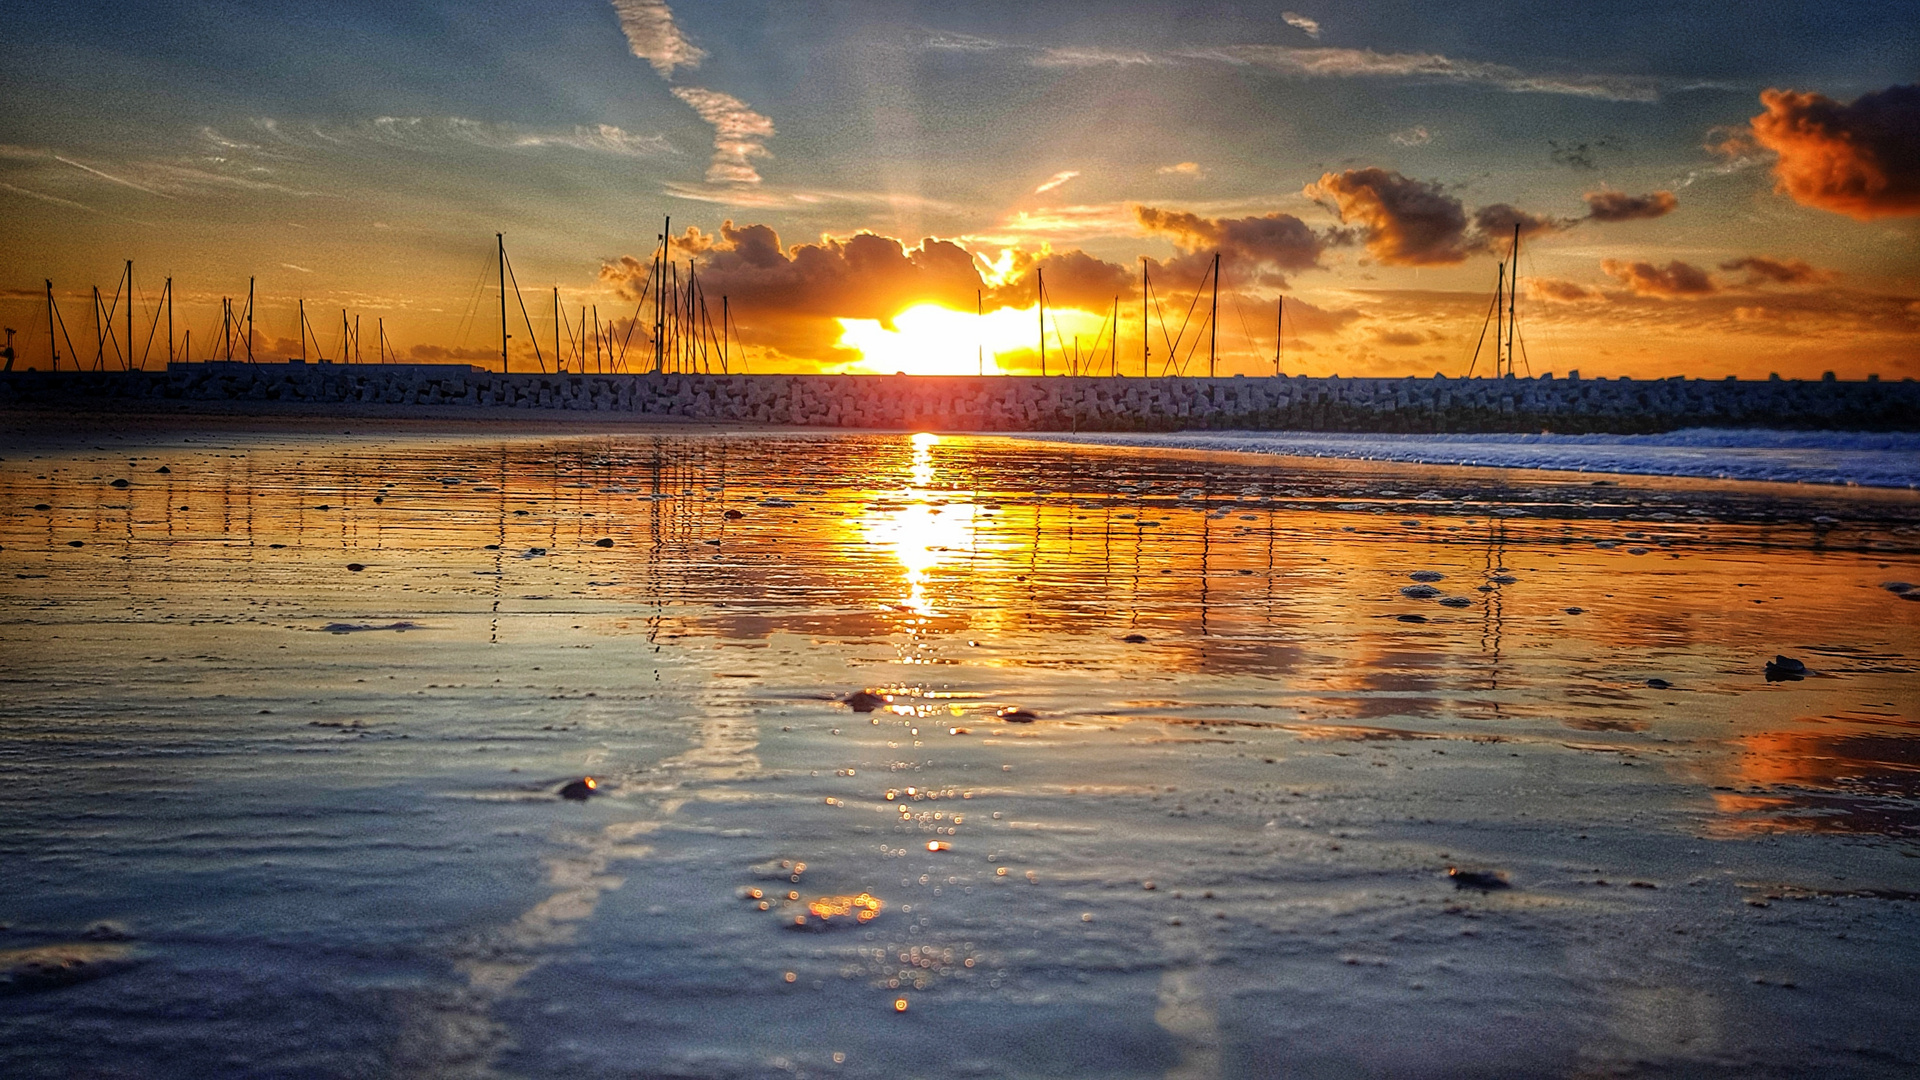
[[558, 777, 598, 800], [844, 690, 888, 712], [1765, 655, 1807, 682], [1448, 868, 1511, 891]]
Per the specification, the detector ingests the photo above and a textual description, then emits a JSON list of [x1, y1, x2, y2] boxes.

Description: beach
[[3, 422, 1918, 1078]]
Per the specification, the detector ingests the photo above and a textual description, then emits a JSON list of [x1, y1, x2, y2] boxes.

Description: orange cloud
[[1720, 255, 1830, 285], [1582, 189, 1678, 221], [1746, 83, 1920, 220], [988, 248, 1133, 311], [1600, 258, 1716, 297], [1526, 277, 1602, 303], [1305, 168, 1475, 265]]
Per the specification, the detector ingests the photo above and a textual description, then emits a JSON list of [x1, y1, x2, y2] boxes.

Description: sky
[[1, 1, 1916, 379]]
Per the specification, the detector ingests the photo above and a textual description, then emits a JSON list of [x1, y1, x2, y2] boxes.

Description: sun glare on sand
[[839, 302, 1117, 376]]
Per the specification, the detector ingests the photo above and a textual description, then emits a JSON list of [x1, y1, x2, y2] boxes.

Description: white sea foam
[[1020, 428, 1920, 488]]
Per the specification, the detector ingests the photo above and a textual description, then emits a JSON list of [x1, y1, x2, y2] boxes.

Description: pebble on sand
[[346, 563, 365, 572], [155, 466, 170, 474], [998, 707, 1039, 723], [66, 540, 83, 548], [558, 777, 598, 801], [594, 538, 615, 548], [1448, 868, 1511, 891], [1121, 633, 1149, 643], [1397, 614, 1428, 623], [1564, 607, 1584, 615], [844, 690, 888, 713], [109, 479, 129, 488], [1400, 584, 1442, 599], [1438, 596, 1473, 608], [1408, 571, 1445, 582], [724, 509, 745, 520], [1646, 678, 1672, 689]]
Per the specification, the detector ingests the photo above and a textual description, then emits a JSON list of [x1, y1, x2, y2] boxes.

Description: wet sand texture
[[1, 428, 1917, 1078]]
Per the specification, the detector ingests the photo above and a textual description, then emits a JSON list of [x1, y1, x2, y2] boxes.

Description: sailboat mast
[[1037, 267, 1046, 377], [1493, 262, 1505, 378], [553, 287, 561, 374], [166, 278, 173, 365], [1141, 263, 1150, 378], [125, 261, 133, 370], [1208, 252, 1219, 379], [1506, 224, 1520, 377], [1275, 296, 1283, 376], [977, 289, 983, 376], [246, 277, 255, 362], [46, 280, 56, 371], [497, 233, 508, 373]]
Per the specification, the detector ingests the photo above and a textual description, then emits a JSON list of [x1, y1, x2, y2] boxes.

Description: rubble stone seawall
[[4, 364, 1916, 433]]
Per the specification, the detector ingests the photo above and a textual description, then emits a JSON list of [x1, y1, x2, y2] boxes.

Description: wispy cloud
[[670, 88, 775, 184], [54, 155, 176, 198], [609, 0, 707, 77], [1034, 170, 1080, 194], [1158, 161, 1204, 177], [1389, 126, 1432, 147], [362, 116, 674, 158], [1035, 47, 1162, 68], [0, 181, 98, 213], [1197, 46, 1663, 102], [910, 31, 1670, 103], [282, 263, 313, 274], [1282, 12, 1322, 39]]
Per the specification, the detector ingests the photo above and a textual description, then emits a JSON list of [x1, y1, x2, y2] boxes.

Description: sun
[[837, 302, 1119, 376]]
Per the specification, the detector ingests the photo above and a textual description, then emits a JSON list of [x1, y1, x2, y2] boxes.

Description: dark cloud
[[1720, 255, 1829, 285], [602, 222, 982, 324], [1746, 83, 1920, 220], [1306, 168, 1562, 264], [1134, 206, 1330, 273], [1472, 203, 1562, 240], [1305, 168, 1476, 265], [1582, 190, 1678, 222], [1601, 258, 1716, 297], [988, 248, 1133, 312]]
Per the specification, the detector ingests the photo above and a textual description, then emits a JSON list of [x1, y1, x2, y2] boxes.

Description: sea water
[[2, 426, 1917, 1078]]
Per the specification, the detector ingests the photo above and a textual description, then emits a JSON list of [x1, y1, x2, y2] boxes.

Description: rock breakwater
[[3, 363, 1914, 433]]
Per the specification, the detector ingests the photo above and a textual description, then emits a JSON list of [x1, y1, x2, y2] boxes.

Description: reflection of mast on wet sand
[[1477, 516, 1509, 708]]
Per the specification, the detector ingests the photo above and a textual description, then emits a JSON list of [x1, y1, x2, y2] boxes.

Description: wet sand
[[2, 424, 1917, 1078]]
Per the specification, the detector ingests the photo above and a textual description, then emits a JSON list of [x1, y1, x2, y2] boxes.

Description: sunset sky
[[2, 1, 1915, 378]]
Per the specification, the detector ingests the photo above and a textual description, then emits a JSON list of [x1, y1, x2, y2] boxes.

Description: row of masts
[[23, 229, 1517, 378], [491, 224, 735, 376], [30, 262, 396, 370]]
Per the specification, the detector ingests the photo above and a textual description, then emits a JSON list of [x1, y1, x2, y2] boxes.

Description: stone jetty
[[3, 362, 1914, 433]]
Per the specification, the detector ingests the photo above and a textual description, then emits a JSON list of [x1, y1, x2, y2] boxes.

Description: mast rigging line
[[500, 245, 547, 373]]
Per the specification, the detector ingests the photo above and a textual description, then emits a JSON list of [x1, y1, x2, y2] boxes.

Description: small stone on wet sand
[[998, 707, 1038, 723], [558, 777, 598, 801], [1448, 867, 1511, 891], [844, 690, 888, 712]]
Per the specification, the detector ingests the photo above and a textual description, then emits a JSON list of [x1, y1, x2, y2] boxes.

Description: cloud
[[410, 344, 504, 362], [53, 155, 175, 198], [1720, 255, 1829, 285], [1281, 12, 1322, 39], [1201, 45, 1661, 103], [1601, 258, 1716, 297], [1526, 278, 1602, 303], [1472, 203, 1563, 240], [1373, 328, 1426, 347], [1157, 161, 1204, 177], [0, 181, 97, 212], [1035, 170, 1080, 194], [987, 249, 1134, 311], [1035, 47, 1162, 67], [362, 117, 675, 158], [1388, 126, 1431, 147], [1582, 189, 1678, 221], [281, 263, 312, 273], [609, 0, 706, 77], [1135, 205, 1330, 282], [1743, 83, 1920, 220], [671, 88, 775, 184], [1304, 168, 1474, 265]]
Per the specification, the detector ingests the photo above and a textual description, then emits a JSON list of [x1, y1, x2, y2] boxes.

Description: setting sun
[[838, 303, 1124, 377]]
